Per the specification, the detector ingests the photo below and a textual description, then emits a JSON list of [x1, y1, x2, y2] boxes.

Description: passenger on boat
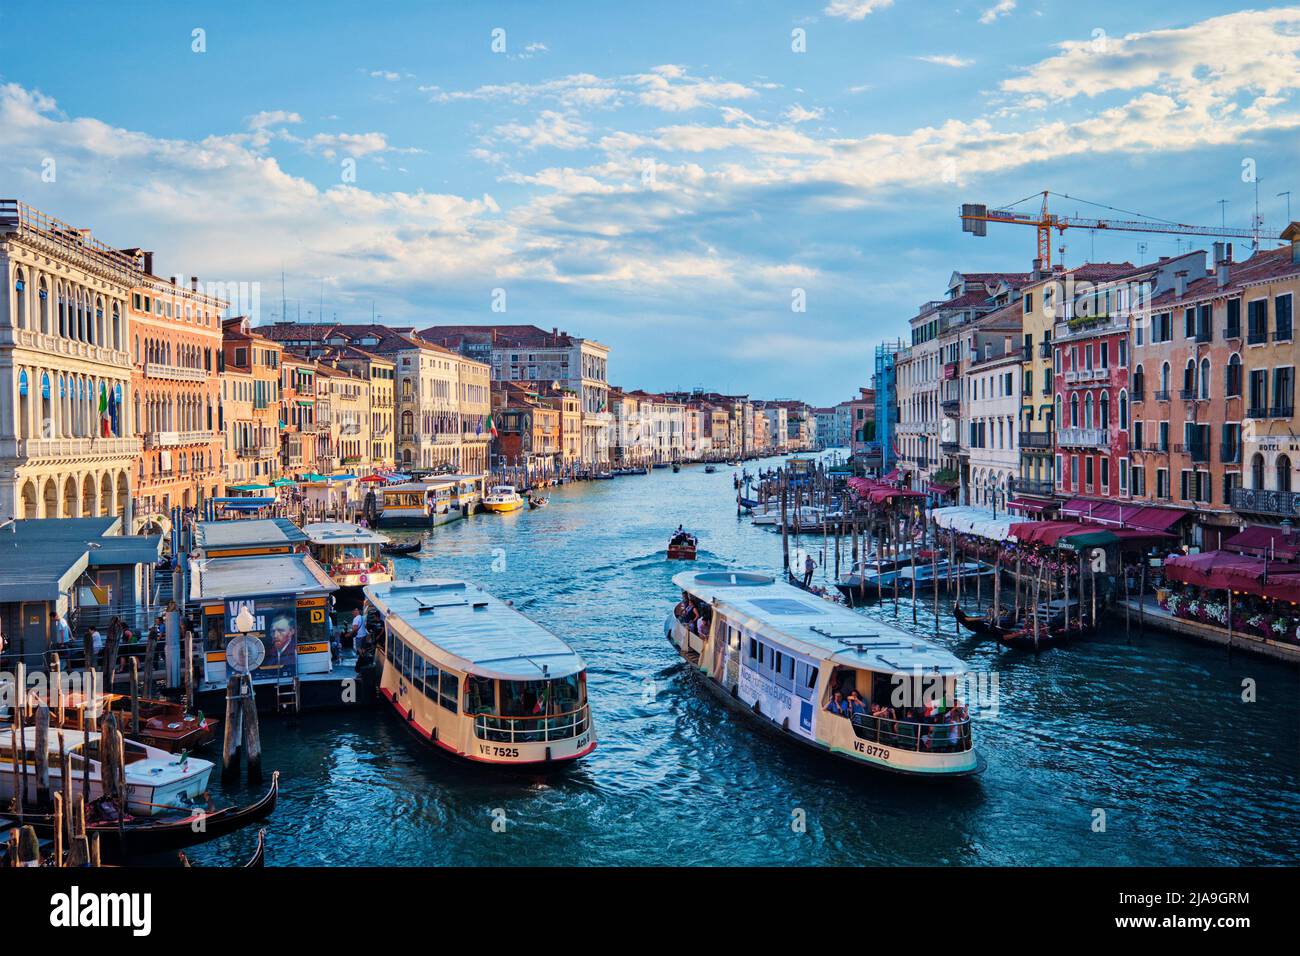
[[803, 554, 816, 588], [846, 690, 868, 717], [826, 692, 849, 716]]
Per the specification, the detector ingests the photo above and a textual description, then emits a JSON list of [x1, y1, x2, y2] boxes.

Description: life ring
[[360, 573, 369, 584]]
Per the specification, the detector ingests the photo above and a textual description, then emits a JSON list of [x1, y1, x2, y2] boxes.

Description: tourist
[[50, 610, 73, 649], [90, 625, 105, 655], [148, 615, 165, 645], [826, 691, 848, 716], [351, 605, 369, 651], [847, 690, 867, 717]]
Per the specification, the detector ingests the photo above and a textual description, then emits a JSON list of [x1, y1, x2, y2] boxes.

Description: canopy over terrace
[[931, 506, 1015, 541], [1058, 499, 1188, 534], [847, 476, 927, 506], [1010, 520, 1174, 551], [1223, 526, 1300, 561], [1165, 551, 1300, 603]]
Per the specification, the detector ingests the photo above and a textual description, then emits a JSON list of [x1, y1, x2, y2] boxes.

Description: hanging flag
[[108, 386, 119, 437], [487, 414, 498, 439], [475, 415, 483, 436], [99, 383, 110, 437]]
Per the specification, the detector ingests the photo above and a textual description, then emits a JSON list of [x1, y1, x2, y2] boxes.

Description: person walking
[[803, 553, 816, 588]]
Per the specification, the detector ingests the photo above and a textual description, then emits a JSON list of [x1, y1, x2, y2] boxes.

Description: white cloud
[[824, 0, 895, 21], [246, 110, 302, 130], [784, 105, 825, 124], [492, 111, 590, 150], [979, 0, 1015, 24], [916, 55, 975, 68], [369, 70, 401, 81]]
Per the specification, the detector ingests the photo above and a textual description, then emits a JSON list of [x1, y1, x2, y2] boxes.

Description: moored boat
[[364, 580, 597, 767], [380, 540, 423, 557], [666, 571, 981, 777], [482, 484, 525, 513], [0, 727, 214, 815], [527, 495, 549, 509], [304, 522, 395, 593]]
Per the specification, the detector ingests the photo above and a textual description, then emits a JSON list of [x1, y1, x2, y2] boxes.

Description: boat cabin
[[668, 570, 979, 777], [303, 522, 393, 589], [364, 580, 596, 766]]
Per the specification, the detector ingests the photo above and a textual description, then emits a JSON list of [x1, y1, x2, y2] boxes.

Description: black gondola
[[380, 541, 422, 556], [4, 771, 279, 862], [952, 603, 1021, 638]]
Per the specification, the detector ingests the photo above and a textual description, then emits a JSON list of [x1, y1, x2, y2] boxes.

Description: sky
[[1, 1, 1298, 406]]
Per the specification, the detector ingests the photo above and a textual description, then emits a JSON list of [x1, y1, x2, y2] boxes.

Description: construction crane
[[960, 190, 1264, 269]]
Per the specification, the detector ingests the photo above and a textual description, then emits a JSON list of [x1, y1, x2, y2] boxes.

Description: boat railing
[[848, 711, 973, 754], [473, 704, 591, 744]]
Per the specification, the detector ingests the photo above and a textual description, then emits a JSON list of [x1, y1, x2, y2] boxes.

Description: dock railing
[[474, 704, 591, 744]]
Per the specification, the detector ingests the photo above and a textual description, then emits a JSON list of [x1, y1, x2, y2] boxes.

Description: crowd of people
[[673, 591, 713, 637], [825, 682, 969, 752]]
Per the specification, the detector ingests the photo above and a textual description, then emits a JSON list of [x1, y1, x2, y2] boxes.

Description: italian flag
[[487, 414, 498, 438], [99, 383, 111, 437]]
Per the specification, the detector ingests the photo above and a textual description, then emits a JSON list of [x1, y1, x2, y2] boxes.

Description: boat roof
[[191, 553, 338, 601], [673, 570, 969, 676], [382, 480, 456, 492], [364, 579, 585, 680], [303, 522, 391, 546], [193, 518, 307, 551]]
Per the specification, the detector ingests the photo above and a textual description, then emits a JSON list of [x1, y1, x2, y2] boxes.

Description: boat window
[[465, 675, 496, 714], [423, 661, 441, 699], [439, 671, 459, 713], [747, 638, 759, 661], [399, 640, 412, 679], [78, 737, 151, 765], [795, 661, 818, 700], [412, 655, 425, 689]]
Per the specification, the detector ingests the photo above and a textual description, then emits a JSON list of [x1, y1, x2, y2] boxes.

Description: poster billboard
[[224, 596, 299, 679]]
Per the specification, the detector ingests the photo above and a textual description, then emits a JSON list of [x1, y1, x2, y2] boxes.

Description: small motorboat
[[110, 697, 218, 753], [528, 495, 549, 510], [704, 465, 717, 473], [672, 463, 681, 473], [653, 462, 669, 470], [667, 531, 698, 560], [380, 540, 422, 557]]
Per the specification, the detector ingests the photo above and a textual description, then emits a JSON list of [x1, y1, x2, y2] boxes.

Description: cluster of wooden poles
[[3, 656, 142, 868]]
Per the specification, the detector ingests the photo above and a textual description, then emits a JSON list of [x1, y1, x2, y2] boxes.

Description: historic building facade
[[1, 201, 139, 522]]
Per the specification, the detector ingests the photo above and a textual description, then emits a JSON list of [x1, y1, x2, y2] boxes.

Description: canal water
[[181, 458, 1300, 866]]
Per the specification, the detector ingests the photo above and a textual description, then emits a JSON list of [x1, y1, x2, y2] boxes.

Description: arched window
[[1226, 353, 1242, 398], [13, 270, 26, 329], [1070, 394, 1079, 427], [1084, 393, 1094, 429], [1198, 357, 1211, 398], [1100, 392, 1110, 428], [1183, 359, 1195, 394], [1252, 453, 1265, 489], [38, 279, 50, 334], [1161, 362, 1170, 392], [1279, 455, 1293, 493], [1133, 364, 1144, 397], [1118, 389, 1128, 429]]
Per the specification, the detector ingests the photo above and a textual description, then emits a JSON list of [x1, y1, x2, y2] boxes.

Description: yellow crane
[[960, 190, 1263, 268]]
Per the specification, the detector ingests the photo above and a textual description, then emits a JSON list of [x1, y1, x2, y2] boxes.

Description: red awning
[[927, 482, 956, 494], [1223, 525, 1300, 561], [882, 469, 900, 483], [1125, 506, 1188, 534], [1164, 551, 1300, 602], [1007, 498, 1054, 513]]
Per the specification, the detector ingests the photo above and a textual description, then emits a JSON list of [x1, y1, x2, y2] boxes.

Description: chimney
[[1174, 270, 1187, 298], [143, 251, 154, 275], [191, 275, 200, 292], [1213, 242, 1231, 288]]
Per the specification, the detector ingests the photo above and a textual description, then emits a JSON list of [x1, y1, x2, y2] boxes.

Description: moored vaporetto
[[364, 579, 597, 767], [667, 570, 983, 777]]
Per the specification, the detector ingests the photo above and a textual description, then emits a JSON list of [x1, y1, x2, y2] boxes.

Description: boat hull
[[482, 499, 524, 513]]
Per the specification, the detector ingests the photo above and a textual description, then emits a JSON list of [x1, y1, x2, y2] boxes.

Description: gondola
[[4, 771, 279, 863], [527, 495, 549, 509], [380, 540, 422, 557], [952, 603, 1021, 639], [672, 463, 681, 473], [704, 465, 717, 473], [180, 828, 266, 868]]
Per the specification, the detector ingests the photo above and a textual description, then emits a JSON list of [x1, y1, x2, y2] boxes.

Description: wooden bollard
[[130, 659, 141, 737], [34, 705, 50, 806], [53, 792, 64, 867], [17, 825, 40, 866], [59, 739, 73, 849], [222, 675, 242, 781], [6, 830, 17, 867], [241, 675, 263, 785], [66, 835, 90, 868]]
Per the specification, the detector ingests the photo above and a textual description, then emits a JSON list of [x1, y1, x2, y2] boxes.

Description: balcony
[[1064, 368, 1110, 386], [1246, 405, 1268, 418], [145, 430, 215, 449], [1195, 326, 1212, 344], [1276, 325, 1293, 343], [1018, 431, 1053, 449], [143, 362, 208, 383], [1009, 477, 1054, 496], [18, 436, 142, 460], [236, 444, 269, 459], [1219, 443, 1241, 464], [1247, 326, 1268, 345], [1225, 322, 1241, 340], [1130, 387, 1144, 402], [1232, 486, 1300, 519], [1179, 388, 1204, 402], [941, 396, 961, 414], [1174, 442, 1210, 463], [1038, 341, 1052, 358], [1057, 426, 1109, 449], [1153, 389, 1171, 401], [940, 440, 961, 454], [1269, 404, 1295, 419]]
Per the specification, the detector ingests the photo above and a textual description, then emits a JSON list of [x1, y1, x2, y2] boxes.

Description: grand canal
[[182, 457, 1300, 866]]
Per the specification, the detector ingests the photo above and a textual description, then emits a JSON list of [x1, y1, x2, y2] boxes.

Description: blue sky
[[2, 1, 1298, 404]]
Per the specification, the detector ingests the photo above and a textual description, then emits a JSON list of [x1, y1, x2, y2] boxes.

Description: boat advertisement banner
[[736, 639, 819, 743], [224, 597, 299, 679]]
